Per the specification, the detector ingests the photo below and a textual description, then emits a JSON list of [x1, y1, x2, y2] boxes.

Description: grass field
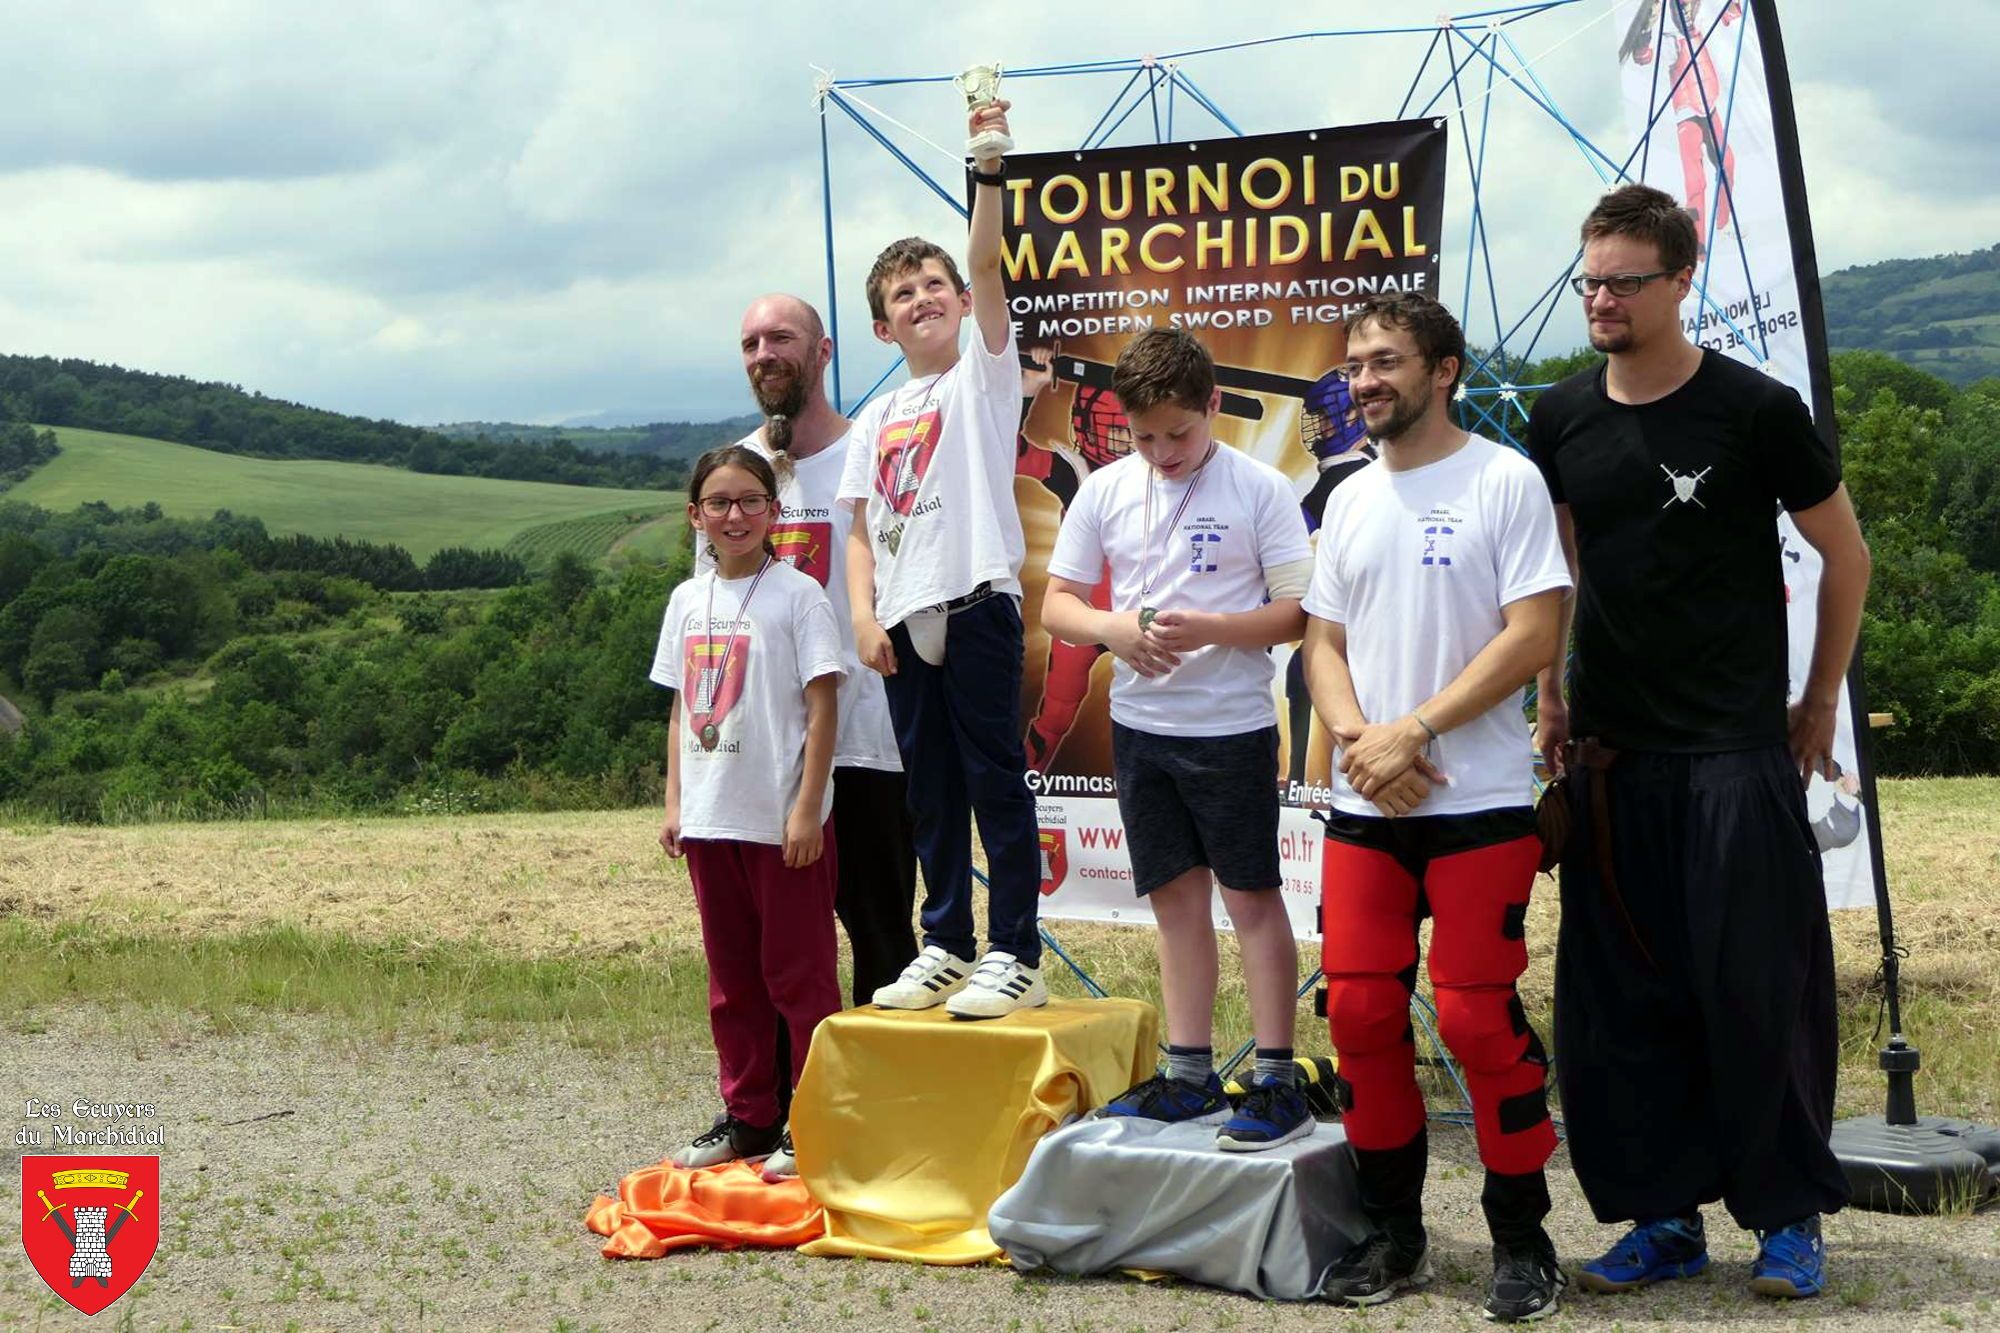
[[0, 779, 1995, 1329], [503, 509, 684, 572], [13, 426, 682, 563]]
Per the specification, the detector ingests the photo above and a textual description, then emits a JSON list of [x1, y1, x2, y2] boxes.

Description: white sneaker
[[872, 945, 976, 1009], [760, 1129, 798, 1183], [944, 951, 1048, 1020]]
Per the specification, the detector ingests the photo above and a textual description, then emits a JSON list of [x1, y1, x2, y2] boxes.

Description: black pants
[[883, 593, 1042, 966], [1553, 744, 1850, 1231], [773, 764, 919, 1115], [830, 765, 919, 1006]]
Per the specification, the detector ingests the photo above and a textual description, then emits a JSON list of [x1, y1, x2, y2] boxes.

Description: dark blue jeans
[[884, 593, 1042, 966]]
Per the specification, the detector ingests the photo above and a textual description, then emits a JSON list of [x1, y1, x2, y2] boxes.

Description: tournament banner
[[1616, 0, 1876, 908], [1004, 120, 1448, 939]]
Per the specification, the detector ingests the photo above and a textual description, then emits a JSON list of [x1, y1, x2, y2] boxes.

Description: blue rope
[[851, 356, 905, 413], [1036, 925, 1111, 1000], [1079, 66, 1145, 151], [818, 107, 843, 413], [1146, 65, 1163, 143], [1165, 65, 1177, 140], [1091, 68, 1166, 149], [1497, 27, 1616, 183], [1167, 68, 1245, 136], [1398, 26, 1443, 120], [1707, 4, 1771, 363], [827, 91, 967, 220]]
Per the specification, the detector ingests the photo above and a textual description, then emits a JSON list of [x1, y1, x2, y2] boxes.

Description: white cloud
[[0, 1, 1987, 425]]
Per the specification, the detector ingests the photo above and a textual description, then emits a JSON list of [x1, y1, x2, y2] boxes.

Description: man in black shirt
[[1528, 184, 1871, 1302]]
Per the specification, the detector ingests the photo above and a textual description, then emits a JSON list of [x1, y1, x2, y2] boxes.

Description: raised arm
[[967, 99, 1012, 356]]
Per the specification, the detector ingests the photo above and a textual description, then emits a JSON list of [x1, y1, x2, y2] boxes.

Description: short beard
[[1366, 389, 1429, 442], [751, 365, 809, 420], [1588, 327, 1634, 354]]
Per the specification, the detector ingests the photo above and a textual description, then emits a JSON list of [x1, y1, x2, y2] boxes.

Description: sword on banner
[[1022, 348, 1282, 421]]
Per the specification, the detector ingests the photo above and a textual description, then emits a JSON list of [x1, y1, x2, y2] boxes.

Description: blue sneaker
[[1216, 1074, 1313, 1151], [1750, 1216, 1826, 1299], [1099, 1072, 1230, 1122], [1576, 1215, 1709, 1292]]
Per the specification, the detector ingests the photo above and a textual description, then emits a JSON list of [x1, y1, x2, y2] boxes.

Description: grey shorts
[[1111, 721, 1282, 896]]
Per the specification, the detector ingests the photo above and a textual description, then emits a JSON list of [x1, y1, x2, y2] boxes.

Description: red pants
[[1320, 821, 1555, 1176], [685, 827, 841, 1127]]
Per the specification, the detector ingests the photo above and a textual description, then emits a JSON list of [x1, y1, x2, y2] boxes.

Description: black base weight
[[1830, 1114, 2000, 1214]]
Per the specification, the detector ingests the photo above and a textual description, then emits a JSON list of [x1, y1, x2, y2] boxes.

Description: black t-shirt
[[1527, 351, 1840, 752]]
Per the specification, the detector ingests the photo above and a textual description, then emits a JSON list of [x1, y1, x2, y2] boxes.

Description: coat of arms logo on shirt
[[21, 1156, 159, 1316], [1661, 464, 1712, 508], [874, 410, 942, 517], [684, 631, 751, 741], [770, 521, 832, 587]]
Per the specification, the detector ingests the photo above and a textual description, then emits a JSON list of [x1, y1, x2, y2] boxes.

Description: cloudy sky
[[1, 0, 1991, 427]]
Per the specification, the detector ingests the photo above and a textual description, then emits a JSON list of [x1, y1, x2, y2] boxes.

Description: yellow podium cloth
[[792, 998, 1158, 1265]]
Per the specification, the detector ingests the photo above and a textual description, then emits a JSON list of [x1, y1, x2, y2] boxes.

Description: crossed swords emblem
[[35, 1186, 145, 1289]]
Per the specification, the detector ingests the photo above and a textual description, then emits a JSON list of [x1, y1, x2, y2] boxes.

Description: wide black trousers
[[1553, 744, 1851, 1231]]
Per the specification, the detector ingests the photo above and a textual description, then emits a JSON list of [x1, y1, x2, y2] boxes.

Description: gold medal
[[1138, 607, 1158, 630], [700, 723, 720, 751], [885, 524, 903, 556]]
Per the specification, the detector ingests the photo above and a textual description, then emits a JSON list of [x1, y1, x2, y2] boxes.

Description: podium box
[[989, 1115, 1368, 1300], [790, 998, 1157, 1264]]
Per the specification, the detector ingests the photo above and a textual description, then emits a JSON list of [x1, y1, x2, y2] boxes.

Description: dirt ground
[[5, 1005, 1998, 1332], [3, 787, 1996, 1329]]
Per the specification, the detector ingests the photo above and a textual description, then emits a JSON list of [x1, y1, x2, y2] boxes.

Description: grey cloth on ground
[[988, 1115, 1370, 1301]]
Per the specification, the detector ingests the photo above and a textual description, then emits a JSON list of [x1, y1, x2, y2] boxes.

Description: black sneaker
[[1484, 1236, 1567, 1323], [669, 1112, 782, 1169], [1323, 1229, 1432, 1306]]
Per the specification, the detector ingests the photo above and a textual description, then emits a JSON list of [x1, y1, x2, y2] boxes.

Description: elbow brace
[[1265, 558, 1314, 603]]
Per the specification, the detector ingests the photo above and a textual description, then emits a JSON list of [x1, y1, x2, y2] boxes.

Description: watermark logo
[[20, 1155, 159, 1316]]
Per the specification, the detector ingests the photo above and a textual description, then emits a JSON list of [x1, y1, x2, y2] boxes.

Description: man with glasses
[[1300, 294, 1571, 1322], [1528, 183, 1871, 1301]]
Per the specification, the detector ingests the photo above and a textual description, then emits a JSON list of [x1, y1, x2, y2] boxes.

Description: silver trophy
[[955, 63, 1014, 158]]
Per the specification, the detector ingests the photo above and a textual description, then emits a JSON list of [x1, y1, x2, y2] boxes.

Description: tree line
[[0, 355, 689, 491], [0, 350, 1994, 825]]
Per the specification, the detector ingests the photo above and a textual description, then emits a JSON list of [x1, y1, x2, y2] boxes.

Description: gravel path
[[5, 1007, 1996, 1331]]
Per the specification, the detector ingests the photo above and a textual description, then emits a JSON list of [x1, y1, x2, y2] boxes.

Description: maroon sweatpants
[[684, 824, 840, 1128]]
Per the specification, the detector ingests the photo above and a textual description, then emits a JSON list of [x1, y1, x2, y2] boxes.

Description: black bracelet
[[969, 159, 1007, 185]]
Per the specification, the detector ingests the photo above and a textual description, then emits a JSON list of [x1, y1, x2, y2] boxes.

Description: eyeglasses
[[696, 494, 773, 517], [1335, 353, 1408, 381], [1569, 270, 1676, 298]]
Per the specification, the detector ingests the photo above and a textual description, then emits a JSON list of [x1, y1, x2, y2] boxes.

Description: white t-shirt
[[1303, 436, 1571, 817], [837, 324, 1025, 629], [1047, 443, 1313, 737], [694, 431, 901, 773], [649, 561, 846, 844]]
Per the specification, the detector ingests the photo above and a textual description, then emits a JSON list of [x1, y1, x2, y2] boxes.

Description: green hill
[[433, 415, 757, 462], [1823, 243, 2000, 386], [13, 426, 681, 564]]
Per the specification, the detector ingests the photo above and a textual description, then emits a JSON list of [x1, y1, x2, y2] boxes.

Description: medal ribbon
[[1138, 451, 1214, 609], [692, 555, 773, 745]]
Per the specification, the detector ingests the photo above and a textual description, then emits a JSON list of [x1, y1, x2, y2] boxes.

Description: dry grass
[[2, 778, 1995, 1117]]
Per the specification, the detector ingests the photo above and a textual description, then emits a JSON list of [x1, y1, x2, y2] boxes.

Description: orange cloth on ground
[[585, 1159, 823, 1258], [791, 998, 1157, 1265]]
